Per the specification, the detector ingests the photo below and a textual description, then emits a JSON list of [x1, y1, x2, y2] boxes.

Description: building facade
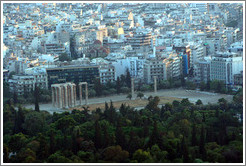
[[8, 72, 48, 95], [210, 52, 243, 86], [143, 58, 166, 84], [99, 64, 116, 84], [194, 58, 211, 83], [46, 65, 100, 88]]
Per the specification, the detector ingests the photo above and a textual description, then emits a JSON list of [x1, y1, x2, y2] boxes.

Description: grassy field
[[72, 96, 181, 111]]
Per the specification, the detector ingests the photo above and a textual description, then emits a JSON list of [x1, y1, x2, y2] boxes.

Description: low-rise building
[[233, 71, 243, 87], [8, 69, 48, 95], [99, 64, 116, 84]]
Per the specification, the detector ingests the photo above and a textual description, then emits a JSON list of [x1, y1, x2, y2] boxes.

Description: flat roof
[[46, 65, 99, 70]]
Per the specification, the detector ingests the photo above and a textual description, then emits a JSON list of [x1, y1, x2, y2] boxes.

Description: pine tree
[[125, 68, 131, 88], [34, 84, 40, 112], [181, 136, 190, 163], [191, 124, 197, 146], [94, 78, 102, 97], [94, 120, 102, 149], [148, 120, 161, 147], [116, 121, 126, 149], [103, 126, 111, 148], [199, 125, 206, 160], [116, 77, 121, 94], [49, 129, 55, 154], [13, 92, 18, 104]]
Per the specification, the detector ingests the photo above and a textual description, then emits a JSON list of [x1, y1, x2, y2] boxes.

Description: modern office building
[[46, 65, 100, 88]]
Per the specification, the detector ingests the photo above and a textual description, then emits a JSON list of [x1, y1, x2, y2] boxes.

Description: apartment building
[[210, 52, 243, 86], [9, 71, 48, 95], [143, 57, 166, 84], [194, 57, 211, 83]]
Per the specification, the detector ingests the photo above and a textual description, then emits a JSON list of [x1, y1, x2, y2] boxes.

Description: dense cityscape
[[2, 2, 244, 163]]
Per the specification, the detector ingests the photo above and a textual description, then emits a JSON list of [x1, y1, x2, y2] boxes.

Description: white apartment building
[[9, 67, 48, 95], [190, 43, 206, 64], [194, 57, 211, 83], [99, 64, 116, 84], [112, 57, 145, 79], [143, 58, 166, 84], [163, 54, 182, 80], [210, 52, 243, 86]]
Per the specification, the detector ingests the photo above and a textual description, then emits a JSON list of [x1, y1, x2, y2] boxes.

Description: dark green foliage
[[94, 78, 102, 97], [34, 84, 40, 112], [116, 77, 121, 94], [3, 93, 243, 163], [226, 20, 238, 28], [59, 53, 71, 62], [137, 92, 144, 99], [125, 69, 131, 88]]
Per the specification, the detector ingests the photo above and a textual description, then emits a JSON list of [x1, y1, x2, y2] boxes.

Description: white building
[[210, 52, 243, 86], [112, 57, 145, 79]]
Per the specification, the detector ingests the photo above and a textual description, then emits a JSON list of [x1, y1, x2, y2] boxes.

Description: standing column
[[68, 86, 71, 107], [131, 78, 134, 97], [55, 87, 59, 108], [52, 87, 55, 107], [154, 76, 157, 93], [79, 84, 83, 105], [85, 83, 88, 105], [73, 85, 76, 106], [70, 84, 74, 107], [61, 86, 64, 108], [64, 85, 68, 108], [58, 86, 62, 108]]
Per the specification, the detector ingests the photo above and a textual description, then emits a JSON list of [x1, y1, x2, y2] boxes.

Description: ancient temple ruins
[[51, 82, 88, 109]]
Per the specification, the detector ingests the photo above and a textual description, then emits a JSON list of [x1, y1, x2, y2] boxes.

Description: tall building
[[143, 57, 166, 84], [210, 52, 243, 86], [163, 55, 182, 80], [194, 57, 211, 83], [127, 29, 155, 50]]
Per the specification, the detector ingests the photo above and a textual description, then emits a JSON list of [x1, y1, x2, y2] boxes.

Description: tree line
[[3, 88, 243, 163]]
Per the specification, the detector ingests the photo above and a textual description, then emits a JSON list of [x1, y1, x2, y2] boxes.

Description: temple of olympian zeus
[[52, 77, 157, 109], [51, 82, 88, 109], [131, 76, 157, 97]]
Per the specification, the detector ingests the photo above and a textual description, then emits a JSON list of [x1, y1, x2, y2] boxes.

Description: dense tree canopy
[[3, 93, 243, 163]]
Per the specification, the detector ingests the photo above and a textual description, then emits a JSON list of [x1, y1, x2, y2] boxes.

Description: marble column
[[73, 85, 76, 106], [58, 86, 62, 108], [52, 87, 55, 107], [85, 83, 88, 105], [56, 87, 59, 108], [131, 78, 134, 97], [79, 84, 83, 105], [70, 84, 74, 107], [64, 85, 68, 108]]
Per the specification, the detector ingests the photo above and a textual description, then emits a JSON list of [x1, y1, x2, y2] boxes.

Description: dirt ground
[[72, 96, 181, 111], [22, 88, 233, 114]]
